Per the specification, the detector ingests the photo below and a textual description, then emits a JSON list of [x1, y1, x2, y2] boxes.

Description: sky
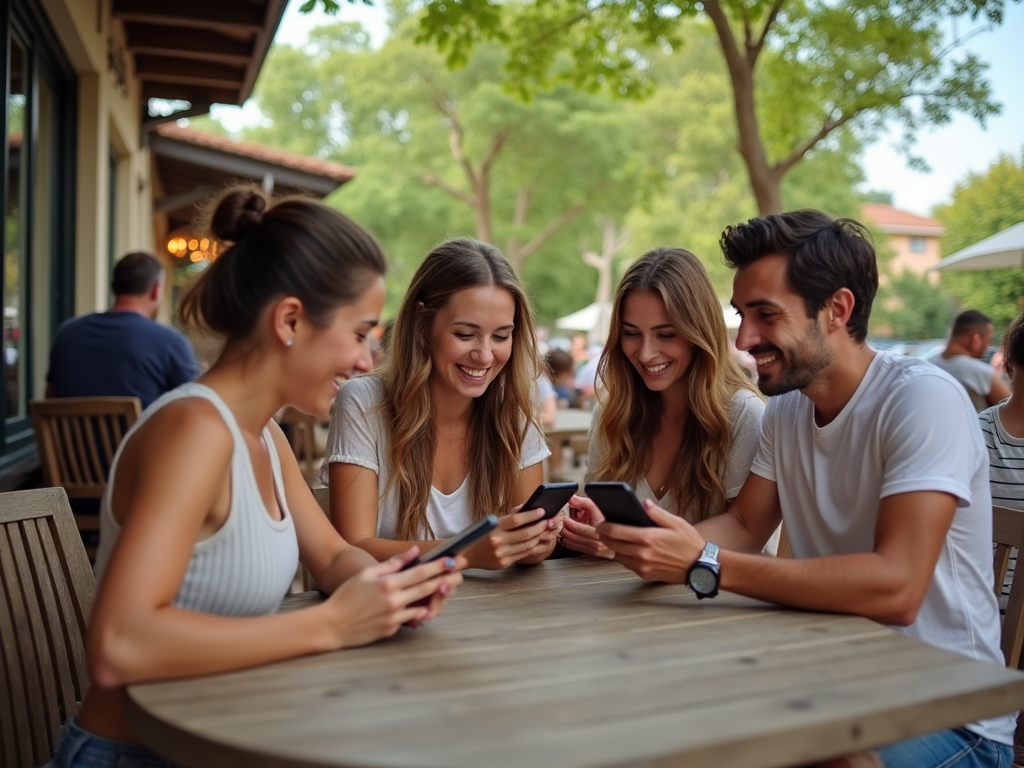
[[216, 0, 1024, 218]]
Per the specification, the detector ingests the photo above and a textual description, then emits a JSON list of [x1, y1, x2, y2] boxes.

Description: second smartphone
[[520, 481, 578, 521], [584, 481, 657, 527]]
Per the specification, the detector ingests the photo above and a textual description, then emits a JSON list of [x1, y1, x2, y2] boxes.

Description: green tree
[[872, 271, 954, 339], [234, 15, 644, 319], [329, 0, 1011, 215], [935, 150, 1024, 328]]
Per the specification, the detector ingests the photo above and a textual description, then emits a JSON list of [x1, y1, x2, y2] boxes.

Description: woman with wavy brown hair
[[321, 238, 562, 569], [561, 247, 775, 557]]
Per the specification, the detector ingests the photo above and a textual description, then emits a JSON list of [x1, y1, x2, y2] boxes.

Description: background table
[[127, 558, 1024, 768], [545, 408, 593, 477]]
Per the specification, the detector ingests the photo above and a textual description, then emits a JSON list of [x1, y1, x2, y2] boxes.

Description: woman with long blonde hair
[[321, 238, 562, 568], [561, 247, 773, 556]]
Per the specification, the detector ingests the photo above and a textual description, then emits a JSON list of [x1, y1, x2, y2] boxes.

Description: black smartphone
[[584, 481, 657, 527], [400, 515, 500, 571], [520, 481, 578, 521]]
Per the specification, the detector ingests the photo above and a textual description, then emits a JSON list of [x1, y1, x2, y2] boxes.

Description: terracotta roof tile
[[154, 123, 356, 184], [861, 202, 943, 235]]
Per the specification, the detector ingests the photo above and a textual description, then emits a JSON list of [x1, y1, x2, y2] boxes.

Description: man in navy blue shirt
[[46, 251, 199, 409]]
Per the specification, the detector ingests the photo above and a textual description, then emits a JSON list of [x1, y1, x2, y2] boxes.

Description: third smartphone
[[584, 481, 657, 527]]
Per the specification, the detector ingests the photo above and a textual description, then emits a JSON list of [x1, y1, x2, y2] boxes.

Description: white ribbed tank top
[[94, 383, 299, 617]]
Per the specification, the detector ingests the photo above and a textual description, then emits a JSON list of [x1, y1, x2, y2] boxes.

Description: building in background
[[0, 1, 291, 489], [861, 202, 945, 281]]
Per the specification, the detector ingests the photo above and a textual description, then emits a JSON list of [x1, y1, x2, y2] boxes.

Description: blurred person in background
[[932, 309, 1010, 412], [46, 251, 198, 409], [546, 349, 579, 407]]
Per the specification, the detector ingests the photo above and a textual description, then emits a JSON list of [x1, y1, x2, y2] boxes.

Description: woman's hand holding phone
[[560, 495, 615, 559], [321, 547, 465, 647], [465, 507, 562, 569]]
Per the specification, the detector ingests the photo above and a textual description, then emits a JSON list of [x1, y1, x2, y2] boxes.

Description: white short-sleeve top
[[320, 376, 551, 540]]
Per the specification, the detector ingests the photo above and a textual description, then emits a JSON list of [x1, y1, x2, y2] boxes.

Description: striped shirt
[[979, 402, 1024, 511], [979, 401, 1024, 602]]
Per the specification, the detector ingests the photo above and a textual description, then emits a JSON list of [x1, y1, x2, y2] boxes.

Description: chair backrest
[[278, 406, 318, 478], [30, 397, 142, 499], [993, 505, 1024, 667], [0, 487, 95, 768]]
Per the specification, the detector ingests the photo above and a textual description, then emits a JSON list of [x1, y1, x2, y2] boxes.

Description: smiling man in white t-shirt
[[596, 210, 1014, 768]]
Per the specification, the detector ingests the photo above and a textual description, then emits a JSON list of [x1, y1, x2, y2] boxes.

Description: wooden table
[[545, 407, 593, 474], [126, 559, 1024, 768]]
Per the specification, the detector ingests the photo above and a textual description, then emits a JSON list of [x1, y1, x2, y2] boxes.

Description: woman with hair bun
[[560, 248, 775, 557], [53, 187, 464, 768], [321, 238, 562, 569]]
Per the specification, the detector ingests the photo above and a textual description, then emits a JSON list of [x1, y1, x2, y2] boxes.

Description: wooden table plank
[[126, 559, 1024, 768]]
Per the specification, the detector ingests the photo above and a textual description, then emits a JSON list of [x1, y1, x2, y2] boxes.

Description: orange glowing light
[[189, 251, 203, 263]]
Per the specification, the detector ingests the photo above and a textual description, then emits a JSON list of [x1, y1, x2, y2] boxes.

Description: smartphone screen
[[584, 481, 657, 527], [400, 515, 500, 571], [520, 481, 578, 521]]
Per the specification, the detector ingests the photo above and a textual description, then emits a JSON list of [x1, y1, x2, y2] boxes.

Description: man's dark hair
[[111, 251, 164, 296], [720, 210, 878, 342], [951, 309, 992, 338], [1003, 312, 1024, 373]]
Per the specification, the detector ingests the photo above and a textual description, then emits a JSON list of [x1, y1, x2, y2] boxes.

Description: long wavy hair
[[378, 238, 541, 540], [593, 248, 758, 522]]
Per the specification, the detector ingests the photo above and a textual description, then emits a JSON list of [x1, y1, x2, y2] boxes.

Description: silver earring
[[286, 338, 294, 347]]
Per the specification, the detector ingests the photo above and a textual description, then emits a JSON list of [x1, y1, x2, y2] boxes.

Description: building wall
[[886, 233, 943, 283], [39, 0, 154, 316]]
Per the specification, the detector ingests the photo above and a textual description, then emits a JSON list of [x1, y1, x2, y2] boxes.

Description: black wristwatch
[[687, 542, 720, 599]]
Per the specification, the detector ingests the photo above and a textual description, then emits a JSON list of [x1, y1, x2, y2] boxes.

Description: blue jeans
[[875, 727, 1013, 768], [45, 718, 177, 768]]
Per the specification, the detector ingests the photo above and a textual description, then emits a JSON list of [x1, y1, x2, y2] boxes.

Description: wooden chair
[[30, 397, 141, 561], [0, 487, 95, 768], [278, 406, 320, 483], [993, 505, 1024, 668]]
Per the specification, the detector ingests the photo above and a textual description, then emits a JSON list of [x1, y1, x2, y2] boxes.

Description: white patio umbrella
[[930, 222, 1024, 272]]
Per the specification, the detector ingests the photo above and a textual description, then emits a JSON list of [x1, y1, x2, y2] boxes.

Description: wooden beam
[[124, 24, 254, 65], [238, 0, 287, 103], [111, 0, 266, 32], [154, 185, 215, 214], [135, 56, 245, 87], [142, 82, 240, 105]]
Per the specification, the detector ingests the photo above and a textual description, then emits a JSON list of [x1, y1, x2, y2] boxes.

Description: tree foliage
[[394, 0, 1011, 215], [228, 9, 867, 322], [872, 270, 954, 339], [935, 150, 1024, 329]]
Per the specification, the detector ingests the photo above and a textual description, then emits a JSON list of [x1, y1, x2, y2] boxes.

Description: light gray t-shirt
[[930, 353, 994, 412], [751, 352, 1012, 745], [319, 376, 550, 540], [586, 388, 765, 519]]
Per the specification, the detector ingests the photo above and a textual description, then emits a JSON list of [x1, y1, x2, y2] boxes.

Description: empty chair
[[993, 504, 1024, 667], [277, 406, 320, 484], [0, 487, 95, 768], [30, 397, 141, 560]]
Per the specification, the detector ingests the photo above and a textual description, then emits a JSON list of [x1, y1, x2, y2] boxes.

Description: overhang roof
[[151, 124, 356, 232], [113, 0, 287, 109]]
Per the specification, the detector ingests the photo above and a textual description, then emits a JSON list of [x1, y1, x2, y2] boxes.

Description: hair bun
[[209, 187, 268, 243]]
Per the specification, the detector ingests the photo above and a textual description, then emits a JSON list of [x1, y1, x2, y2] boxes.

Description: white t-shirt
[[319, 376, 551, 540], [930, 354, 994, 412], [586, 389, 765, 516], [750, 351, 1012, 745]]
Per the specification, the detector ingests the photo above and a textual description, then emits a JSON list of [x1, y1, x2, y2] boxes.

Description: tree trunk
[[703, 0, 785, 215]]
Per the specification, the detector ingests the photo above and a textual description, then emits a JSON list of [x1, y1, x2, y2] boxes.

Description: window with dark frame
[[0, 0, 76, 482]]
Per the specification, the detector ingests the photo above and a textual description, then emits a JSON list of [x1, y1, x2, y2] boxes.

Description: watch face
[[690, 566, 718, 595]]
